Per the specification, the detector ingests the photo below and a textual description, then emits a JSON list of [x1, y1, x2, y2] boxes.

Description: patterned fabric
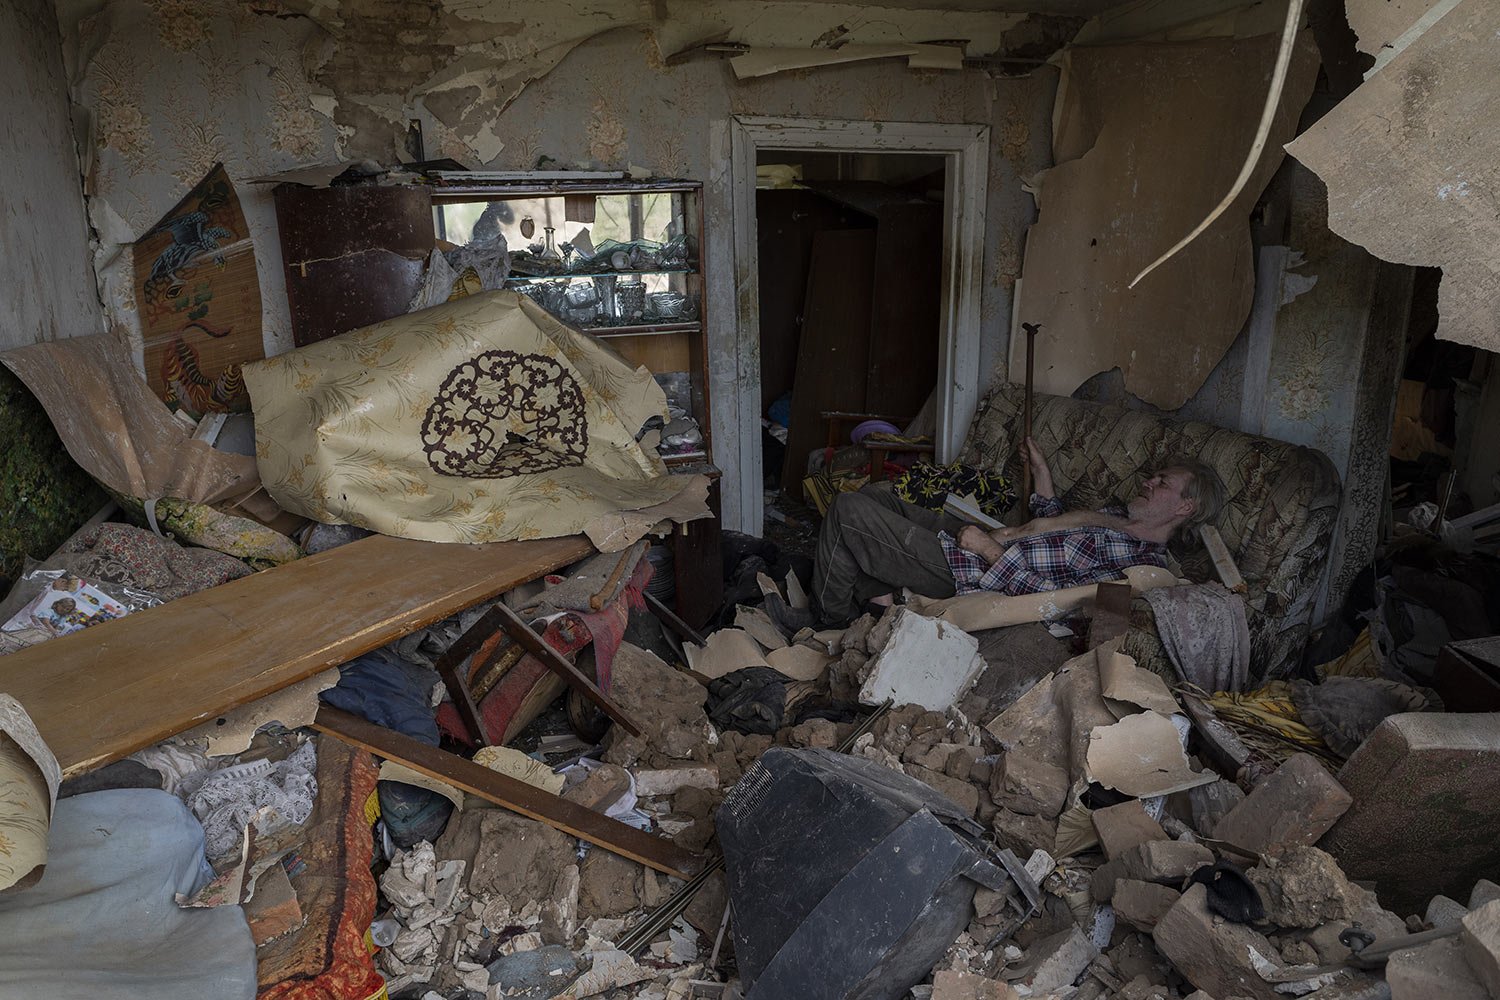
[[243, 290, 691, 544], [961, 383, 1341, 680], [893, 462, 1015, 520], [58, 522, 252, 600], [940, 526, 1165, 597], [257, 738, 383, 1000]]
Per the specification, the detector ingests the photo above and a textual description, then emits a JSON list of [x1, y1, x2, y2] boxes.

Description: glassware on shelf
[[562, 281, 600, 326], [616, 280, 646, 322], [593, 275, 618, 323], [647, 291, 687, 320], [539, 226, 562, 262]]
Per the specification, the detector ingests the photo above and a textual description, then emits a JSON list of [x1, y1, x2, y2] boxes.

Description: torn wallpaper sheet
[[0, 696, 62, 894], [1014, 30, 1319, 408], [244, 290, 696, 544], [1286, 0, 1500, 355], [1086, 710, 1216, 798], [0, 334, 269, 514]]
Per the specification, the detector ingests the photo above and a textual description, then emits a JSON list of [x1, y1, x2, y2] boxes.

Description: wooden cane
[[1021, 322, 1040, 498]]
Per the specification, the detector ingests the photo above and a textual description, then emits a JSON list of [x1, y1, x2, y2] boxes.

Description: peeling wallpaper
[[1, 0, 104, 349], [60, 0, 1055, 431], [59, 1, 1054, 535]]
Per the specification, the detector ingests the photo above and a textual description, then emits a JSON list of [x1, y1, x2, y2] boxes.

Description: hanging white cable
[[1128, 0, 1307, 290]]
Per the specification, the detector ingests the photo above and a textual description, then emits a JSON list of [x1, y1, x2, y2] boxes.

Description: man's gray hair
[[1160, 455, 1226, 530]]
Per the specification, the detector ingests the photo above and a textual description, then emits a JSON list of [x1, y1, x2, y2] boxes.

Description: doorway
[[718, 116, 991, 536], [754, 151, 947, 527]]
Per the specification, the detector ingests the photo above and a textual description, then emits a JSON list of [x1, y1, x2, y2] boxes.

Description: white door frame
[[714, 115, 990, 536]]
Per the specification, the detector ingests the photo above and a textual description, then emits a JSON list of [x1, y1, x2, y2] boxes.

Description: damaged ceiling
[[1287, 0, 1498, 355]]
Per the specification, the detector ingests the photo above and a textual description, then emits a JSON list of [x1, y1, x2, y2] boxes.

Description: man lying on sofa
[[811, 439, 1226, 624]]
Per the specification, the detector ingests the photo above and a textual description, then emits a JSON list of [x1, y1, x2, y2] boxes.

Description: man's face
[[1126, 468, 1196, 524]]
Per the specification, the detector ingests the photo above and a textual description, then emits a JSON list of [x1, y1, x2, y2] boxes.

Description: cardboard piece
[[1286, 0, 1500, 355], [243, 862, 303, 945], [1086, 711, 1217, 798], [684, 629, 771, 680], [765, 644, 835, 683], [1098, 650, 1181, 718], [183, 669, 340, 756], [1013, 31, 1320, 408], [735, 605, 789, 650]]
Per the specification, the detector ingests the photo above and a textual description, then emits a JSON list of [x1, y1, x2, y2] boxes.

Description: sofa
[[959, 383, 1343, 683]]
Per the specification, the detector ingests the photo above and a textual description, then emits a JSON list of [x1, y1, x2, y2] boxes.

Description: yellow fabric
[[1316, 628, 1380, 679], [1207, 682, 1331, 763], [243, 291, 690, 544]]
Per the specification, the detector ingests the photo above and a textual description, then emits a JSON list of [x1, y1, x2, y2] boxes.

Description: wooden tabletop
[[2, 533, 593, 777]]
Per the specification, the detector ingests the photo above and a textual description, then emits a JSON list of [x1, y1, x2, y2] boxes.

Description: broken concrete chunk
[[631, 765, 718, 798], [1111, 879, 1182, 931], [931, 969, 1019, 1000], [1152, 884, 1284, 1000], [1212, 753, 1351, 854], [1007, 925, 1099, 993], [1427, 894, 1470, 930], [1091, 800, 1167, 860], [1473, 880, 1500, 910], [1320, 713, 1500, 916], [991, 807, 1056, 858], [561, 763, 633, 814], [906, 764, 981, 817], [1387, 936, 1490, 1000], [989, 750, 1068, 819], [858, 608, 985, 711], [946, 745, 984, 781], [1127, 840, 1215, 882], [1184, 778, 1245, 835], [1461, 899, 1500, 998], [1247, 845, 1396, 931]]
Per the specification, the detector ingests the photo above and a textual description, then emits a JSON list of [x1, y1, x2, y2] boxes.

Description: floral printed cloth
[[58, 521, 253, 600], [243, 290, 693, 544]]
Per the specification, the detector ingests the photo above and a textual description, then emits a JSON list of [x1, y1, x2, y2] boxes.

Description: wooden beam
[[4, 533, 593, 777], [312, 706, 698, 878], [490, 602, 644, 738]]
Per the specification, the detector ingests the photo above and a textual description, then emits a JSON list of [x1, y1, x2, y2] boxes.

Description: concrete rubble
[[368, 599, 1500, 1000]]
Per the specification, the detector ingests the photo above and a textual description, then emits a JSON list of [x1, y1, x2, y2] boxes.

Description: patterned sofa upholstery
[[959, 384, 1343, 683]]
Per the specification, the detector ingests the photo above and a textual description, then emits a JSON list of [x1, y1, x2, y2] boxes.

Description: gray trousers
[[812, 483, 962, 623]]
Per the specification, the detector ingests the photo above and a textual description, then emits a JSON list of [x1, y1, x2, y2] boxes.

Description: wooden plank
[[1087, 581, 1134, 649], [1198, 525, 1248, 594], [4, 533, 593, 777], [312, 706, 699, 878]]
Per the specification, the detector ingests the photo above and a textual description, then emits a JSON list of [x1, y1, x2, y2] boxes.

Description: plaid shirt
[[938, 494, 1167, 596]]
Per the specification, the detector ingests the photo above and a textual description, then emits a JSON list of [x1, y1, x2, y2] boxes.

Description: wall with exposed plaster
[[0, 0, 104, 349], [58, 0, 1059, 532]]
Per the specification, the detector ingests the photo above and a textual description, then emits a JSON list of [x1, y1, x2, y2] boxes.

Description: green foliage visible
[[0, 365, 106, 589]]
